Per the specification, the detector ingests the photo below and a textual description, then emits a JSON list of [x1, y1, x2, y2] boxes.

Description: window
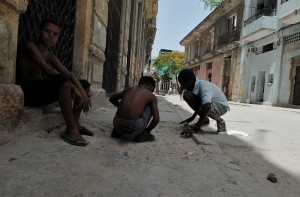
[[262, 43, 274, 53], [195, 40, 199, 57], [207, 62, 212, 69], [268, 74, 274, 85], [251, 76, 256, 92], [228, 15, 237, 32], [210, 29, 215, 50]]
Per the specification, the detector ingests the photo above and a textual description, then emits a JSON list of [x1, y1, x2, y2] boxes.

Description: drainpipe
[[274, 29, 284, 105]]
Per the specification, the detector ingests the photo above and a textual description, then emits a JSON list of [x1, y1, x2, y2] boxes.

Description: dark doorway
[[103, 0, 122, 93], [17, 0, 76, 70], [257, 71, 266, 102], [222, 56, 231, 99], [293, 66, 300, 105]]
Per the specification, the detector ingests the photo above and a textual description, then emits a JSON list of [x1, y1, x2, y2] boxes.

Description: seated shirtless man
[[17, 18, 93, 146], [109, 76, 160, 143]]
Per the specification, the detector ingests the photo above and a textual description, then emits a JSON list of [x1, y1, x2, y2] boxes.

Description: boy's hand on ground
[[180, 128, 194, 138]]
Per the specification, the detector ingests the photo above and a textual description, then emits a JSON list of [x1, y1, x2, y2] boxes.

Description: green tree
[[200, 0, 223, 10], [152, 51, 184, 88]]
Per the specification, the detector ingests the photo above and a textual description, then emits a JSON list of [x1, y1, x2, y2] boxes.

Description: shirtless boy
[[109, 76, 160, 143], [17, 19, 92, 146]]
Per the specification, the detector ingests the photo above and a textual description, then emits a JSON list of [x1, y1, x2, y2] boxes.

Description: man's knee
[[60, 79, 72, 91], [183, 91, 193, 101], [79, 79, 91, 90]]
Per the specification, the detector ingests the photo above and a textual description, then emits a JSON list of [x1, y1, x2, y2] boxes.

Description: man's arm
[[145, 95, 160, 133], [193, 102, 211, 131], [25, 42, 59, 76], [180, 112, 197, 125], [109, 90, 125, 107], [48, 53, 91, 112]]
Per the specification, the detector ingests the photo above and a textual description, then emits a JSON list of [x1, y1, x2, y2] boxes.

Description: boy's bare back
[[116, 86, 156, 120]]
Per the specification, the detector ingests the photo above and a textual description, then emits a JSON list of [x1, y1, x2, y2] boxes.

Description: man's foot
[[217, 120, 227, 134], [134, 132, 155, 143], [111, 128, 122, 139], [79, 126, 94, 136], [60, 132, 89, 146], [202, 118, 210, 127]]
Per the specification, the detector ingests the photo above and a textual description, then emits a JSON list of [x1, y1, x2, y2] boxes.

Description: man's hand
[[71, 84, 91, 112], [180, 128, 194, 138], [71, 84, 83, 103], [81, 94, 92, 113], [180, 117, 194, 125]]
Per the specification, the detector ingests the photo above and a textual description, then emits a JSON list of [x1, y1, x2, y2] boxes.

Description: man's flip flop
[[180, 129, 193, 139], [79, 126, 94, 136], [60, 132, 89, 146]]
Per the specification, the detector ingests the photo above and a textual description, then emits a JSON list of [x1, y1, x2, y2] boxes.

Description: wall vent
[[247, 47, 257, 54], [284, 31, 300, 45]]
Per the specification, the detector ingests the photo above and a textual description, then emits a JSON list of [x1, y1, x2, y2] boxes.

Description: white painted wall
[[248, 50, 278, 103]]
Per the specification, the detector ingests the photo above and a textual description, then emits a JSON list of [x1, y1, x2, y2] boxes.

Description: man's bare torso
[[116, 86, 154, 120], [18, 49, 45, 82]]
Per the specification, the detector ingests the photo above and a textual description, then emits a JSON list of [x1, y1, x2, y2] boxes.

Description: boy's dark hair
[[178, 69, 196, 84], [138, 76, 156, 88], [39, 18, 61, 29]]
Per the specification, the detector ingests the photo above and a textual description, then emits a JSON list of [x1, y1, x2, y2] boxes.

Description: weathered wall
[[0, 0, 27, 129]]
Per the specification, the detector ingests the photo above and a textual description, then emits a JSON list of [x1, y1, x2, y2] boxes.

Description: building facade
[[180, 0, 243, 101], [239, 0, 300, 106], [0, 0, 158, 130]]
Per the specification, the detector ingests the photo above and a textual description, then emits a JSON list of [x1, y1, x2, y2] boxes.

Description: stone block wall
[[0, 0, 27, 131]]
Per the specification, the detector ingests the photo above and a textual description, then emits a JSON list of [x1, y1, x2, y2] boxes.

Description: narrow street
[[0, 95, 300, 197]]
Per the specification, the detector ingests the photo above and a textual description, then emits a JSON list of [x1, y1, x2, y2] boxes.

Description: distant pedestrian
[[168, 87, 172, 95], [109, 76, 160, 143], [178, 69, 230, 138]]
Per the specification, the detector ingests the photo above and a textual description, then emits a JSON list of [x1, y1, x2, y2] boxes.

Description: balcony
[[279, 0, 300, 24], [216, 29, 240, 47], [242, 9, 277, 41]]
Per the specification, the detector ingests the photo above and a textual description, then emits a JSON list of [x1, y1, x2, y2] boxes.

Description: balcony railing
[[244, 9, 277, 27], [216, 29, 241, 47], [281, 0, 289, 4]]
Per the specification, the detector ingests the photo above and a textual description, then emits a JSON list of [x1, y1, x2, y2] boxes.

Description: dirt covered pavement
[[0, 95, 299, 196]]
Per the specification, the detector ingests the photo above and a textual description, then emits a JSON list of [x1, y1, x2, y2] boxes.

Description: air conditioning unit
[[247, 47, 257, 54]]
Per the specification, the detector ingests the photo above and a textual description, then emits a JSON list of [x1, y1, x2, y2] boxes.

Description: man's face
[[40, 22, 60, 47], [180, 80, 194, 91]]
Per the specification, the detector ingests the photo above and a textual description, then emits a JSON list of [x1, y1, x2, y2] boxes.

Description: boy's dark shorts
[[21, 74, 91, 107]]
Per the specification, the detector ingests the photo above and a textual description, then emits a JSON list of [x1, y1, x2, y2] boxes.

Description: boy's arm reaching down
[[109, 90, 126, 107]]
